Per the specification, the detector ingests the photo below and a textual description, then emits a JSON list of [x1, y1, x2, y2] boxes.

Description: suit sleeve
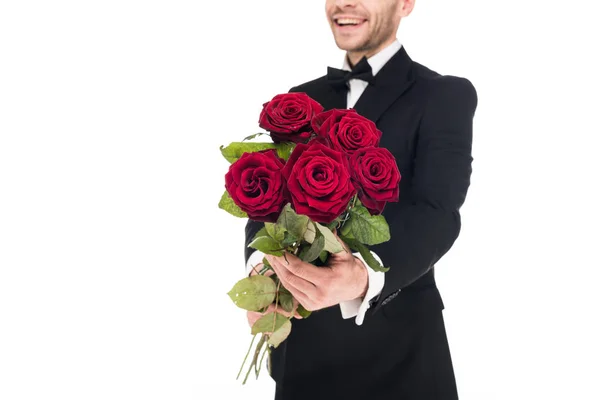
[[244, 219, 264, 265], [370, 77, 478, 312]]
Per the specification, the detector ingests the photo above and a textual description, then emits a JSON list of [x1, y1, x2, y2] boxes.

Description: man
[[244, 0, 477, 399]]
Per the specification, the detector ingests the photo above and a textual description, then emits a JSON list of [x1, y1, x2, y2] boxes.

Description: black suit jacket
[[244, 46, 477, 398]]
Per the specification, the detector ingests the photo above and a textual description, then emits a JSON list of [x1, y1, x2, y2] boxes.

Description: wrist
[[354, 257, 369, 299]]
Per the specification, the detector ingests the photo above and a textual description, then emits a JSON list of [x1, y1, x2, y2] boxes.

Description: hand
[[265, 234, 368, 312], [246, 263, 303, 330]]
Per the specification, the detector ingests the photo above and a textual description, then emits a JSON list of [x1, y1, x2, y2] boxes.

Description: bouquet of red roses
[[219, 93, 401, 383]]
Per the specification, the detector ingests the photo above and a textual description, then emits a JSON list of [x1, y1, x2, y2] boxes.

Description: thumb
[[332, 230, 351, 253]]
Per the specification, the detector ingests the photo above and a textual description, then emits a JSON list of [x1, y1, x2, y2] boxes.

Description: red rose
[[349, 147, 401, 214], [282, 141, 356, 224], [311, 109, 382, 155], [259, 93, 324, 143], [225, 149, 287, 222]]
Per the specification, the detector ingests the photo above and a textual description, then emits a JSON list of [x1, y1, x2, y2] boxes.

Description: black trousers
[[273, 309, 458, 400]]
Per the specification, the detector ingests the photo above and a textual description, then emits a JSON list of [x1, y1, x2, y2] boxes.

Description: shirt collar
[[342, 39, 403, 76]]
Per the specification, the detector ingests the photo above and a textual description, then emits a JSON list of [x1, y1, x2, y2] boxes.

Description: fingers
[[267, 255, 316, 296], [281, 281, 315, 312], [290, 298, 304, 319], [267, 252, 325, 283], [246, 302, 303, 330], [267, 252, 333, 312]]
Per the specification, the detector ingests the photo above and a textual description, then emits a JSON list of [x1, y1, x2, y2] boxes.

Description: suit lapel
[[352, 46, 416, 123], [319, 85, 347, 110]]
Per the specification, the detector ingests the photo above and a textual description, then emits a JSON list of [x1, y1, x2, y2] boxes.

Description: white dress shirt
[[343, 39, 403, 108], [245, 39, 403, 326]]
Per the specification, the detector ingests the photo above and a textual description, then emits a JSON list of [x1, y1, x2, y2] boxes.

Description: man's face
[[325, 0, 404, 55]]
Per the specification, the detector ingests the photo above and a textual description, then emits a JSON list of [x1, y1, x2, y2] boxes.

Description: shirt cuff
[[246, 250, 265, 276], [339, 251, 386, 326]]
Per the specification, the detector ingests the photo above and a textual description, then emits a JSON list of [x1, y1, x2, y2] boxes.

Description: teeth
[[337, 18, 362, 25]]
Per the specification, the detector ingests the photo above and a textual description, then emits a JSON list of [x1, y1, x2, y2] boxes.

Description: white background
[[1, 1, 599, 399]]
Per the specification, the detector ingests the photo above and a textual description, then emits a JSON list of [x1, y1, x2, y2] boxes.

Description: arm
[[370, 77, 478, 312], [244, 219, 264, 266]]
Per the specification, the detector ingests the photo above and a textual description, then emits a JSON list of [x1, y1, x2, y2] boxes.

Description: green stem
[[266, 346, 273, 375], [338, 194, 358, 231], [282, 241, 301, 263], [351, 193, 358, 208], [244, 334, 266, 384], [256, 341, 269, 378], [237, 334, 257, 380]]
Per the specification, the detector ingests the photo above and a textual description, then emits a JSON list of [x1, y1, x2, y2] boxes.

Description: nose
[[334, 0, 358, 7]]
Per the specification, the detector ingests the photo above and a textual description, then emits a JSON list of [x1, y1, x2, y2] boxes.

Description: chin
[[334, 37, 368, 53]]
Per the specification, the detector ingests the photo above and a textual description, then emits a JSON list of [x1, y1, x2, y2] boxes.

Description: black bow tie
[[327, 56, 374, 90]]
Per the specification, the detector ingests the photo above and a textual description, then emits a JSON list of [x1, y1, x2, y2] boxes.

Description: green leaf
[[303, 223, 315, 242], [257, 305, 269, 314], [261, 256, 271, 268], [326, 217, 342, 231], [347, 205, 391, 246], [228, 276, 277, 311], [277, 286, 294, 313], [341, 229, 355, 240], [273, 142, 296, 161], [339, 219, 352, 237], [300, 227, 325, 262], [218, 191, 248, 218], [304, 222, 344, 253], [268, 320, 292, 348], [242, 132, 267, 141], [220, 142, 296, 164], [252, 312, 288, 335], [280, 231, 300, 248], [277, 204, 310, 239], [253, 226, 268, 241], [265, 222, 286, 242], [297, 245, 309, 262], [296, 304, 312, 319], [248, 236, 284, 256], [341, 236, 390, 273], [220, 142, 275, 163], [319, 250, 329, 264]]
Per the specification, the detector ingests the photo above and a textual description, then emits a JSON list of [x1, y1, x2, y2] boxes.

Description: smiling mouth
[[334, 17, 366, 27]]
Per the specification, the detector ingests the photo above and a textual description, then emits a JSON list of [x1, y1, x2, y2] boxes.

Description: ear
[[398, 0, 415, 17]]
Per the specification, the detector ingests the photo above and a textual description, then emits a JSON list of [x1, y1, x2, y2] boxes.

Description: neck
[[346, 36, 397, 67]]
